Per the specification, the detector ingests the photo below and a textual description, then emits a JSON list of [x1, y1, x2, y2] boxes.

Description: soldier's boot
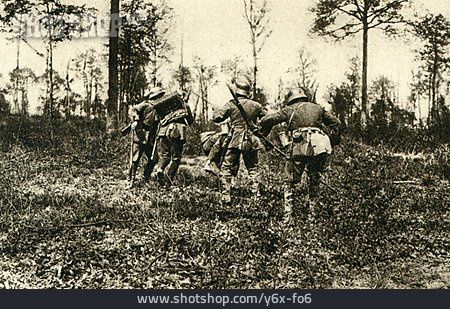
[[283, 188, 294, 225], [127, 162, 138, 189], [166, 160, 181, 187], [143, 160, 155, 183], [221, 175, 233, 205]]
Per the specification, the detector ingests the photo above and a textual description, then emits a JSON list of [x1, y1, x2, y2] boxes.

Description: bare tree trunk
[[87, 67, 94, 118], [65, 60, 71, 118], [431, 42, 438, 124], [107, 0, 120, 130], [361, 19, 369, 129], [49, 34, 54, 119], [428, 71, 432, 126], [252, 32, 257, 98]]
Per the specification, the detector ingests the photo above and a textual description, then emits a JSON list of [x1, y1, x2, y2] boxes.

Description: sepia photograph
[[0, 0, 449, 293]]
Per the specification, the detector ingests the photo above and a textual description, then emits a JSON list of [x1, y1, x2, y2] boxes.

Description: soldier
[[212, 78, 267, 204], [153, 94, 194, 187], [260, 88, 340, 224], [126, 87, 165, 189]]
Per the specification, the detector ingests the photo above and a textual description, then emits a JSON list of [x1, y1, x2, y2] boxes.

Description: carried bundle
[[153, 92, 194, 126]]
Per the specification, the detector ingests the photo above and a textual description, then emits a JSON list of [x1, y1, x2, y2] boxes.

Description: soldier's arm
[[258, 105, 268, 119], [259, 110, 288, 136], [129, 102, 148, 121], [322, 109, 341, 132], [212, 102, 231, 123]]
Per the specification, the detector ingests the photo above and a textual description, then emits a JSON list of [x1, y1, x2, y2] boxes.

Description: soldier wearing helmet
[[212, 77, 267, 204], [126, 87, 165, 189], [260, 87, 340, 224]]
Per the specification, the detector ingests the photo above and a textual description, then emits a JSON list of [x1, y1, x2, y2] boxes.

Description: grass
[[0, 116, 449, 288]]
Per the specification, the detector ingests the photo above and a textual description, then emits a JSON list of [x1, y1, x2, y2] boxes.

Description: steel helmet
[[233, 77, 251, 97], [286, 88, 308, 105]]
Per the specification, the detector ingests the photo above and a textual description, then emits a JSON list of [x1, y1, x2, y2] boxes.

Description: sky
[[0, 0, 449, 116]]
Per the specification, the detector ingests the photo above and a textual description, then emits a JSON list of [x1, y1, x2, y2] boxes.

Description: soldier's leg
[[156, 137, 171, 171], [127, 142, 144, 189], [143, 142, 156, 182], [220, 148, 240, 204], [243, 150, 260, 196], [155, 137, 171, 184], [208, 135, 224, 164], [307, 153, 328, 199], [167, 139, 184, 181], [129, 142, 143, 181], [283, 158, 305, 223], [306, 154, 328, 218]]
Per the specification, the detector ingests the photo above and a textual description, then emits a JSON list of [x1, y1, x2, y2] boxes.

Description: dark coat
[[213, 98, 267, 150]]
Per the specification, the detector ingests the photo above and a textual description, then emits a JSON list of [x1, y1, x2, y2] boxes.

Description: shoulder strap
[[230, 98, 256, 130], [287, 102, 305, 131]]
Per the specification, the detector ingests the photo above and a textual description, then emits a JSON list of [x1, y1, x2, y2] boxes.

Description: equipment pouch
[[292, 130, 303, 143], [292, 140, 314, 157], [278, 131, 291, 148]]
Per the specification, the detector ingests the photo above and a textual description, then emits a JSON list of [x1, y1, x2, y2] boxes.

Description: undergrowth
[[0, 116, 448, 288]]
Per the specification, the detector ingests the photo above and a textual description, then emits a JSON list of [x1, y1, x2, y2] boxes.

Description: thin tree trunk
[[431, 42, 438, 124], [361, 20, 369, 129], [252, 32, 257, 98], [49, 33, 54, 119], [66, 61, 71, 118], [428, 71, 432, 126], [107, 0, 120, 130]]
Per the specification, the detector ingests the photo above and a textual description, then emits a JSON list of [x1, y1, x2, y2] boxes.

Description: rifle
[[121, 123, 132, 136], [226, 84, 288, 159]]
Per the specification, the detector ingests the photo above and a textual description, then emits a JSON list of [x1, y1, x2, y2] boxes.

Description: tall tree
[[311, 0, 408, 127], [243, 0, 272, 98], [411, 13, 450, 126], [107, 0, 120, 130]]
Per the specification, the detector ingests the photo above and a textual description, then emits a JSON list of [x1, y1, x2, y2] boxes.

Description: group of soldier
[[125, 76, 340, 224]]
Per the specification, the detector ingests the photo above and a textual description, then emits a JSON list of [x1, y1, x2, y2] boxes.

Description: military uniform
[[213, 80, 266, 203], [260, 89, 340, 222], [154, 103, 193, 186], [127, 101, 159, 186], [126, 88, 165, 188]]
